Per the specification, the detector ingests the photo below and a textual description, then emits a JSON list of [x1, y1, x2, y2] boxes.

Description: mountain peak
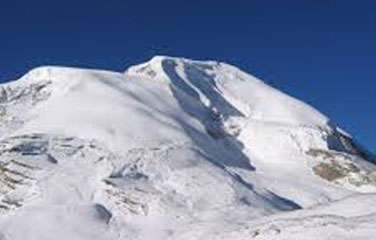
[[0, 57, 375, 240], [125, 55, 222, 79]]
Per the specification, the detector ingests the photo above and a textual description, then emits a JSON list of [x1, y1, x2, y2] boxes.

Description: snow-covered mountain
[[0, 56, 375, 240]]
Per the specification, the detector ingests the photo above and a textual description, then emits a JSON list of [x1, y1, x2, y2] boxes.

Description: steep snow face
[[0, 56, 375, 240], [126, 56, 329, 126]]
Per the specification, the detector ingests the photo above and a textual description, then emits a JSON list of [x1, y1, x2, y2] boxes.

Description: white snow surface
[[0, 56, 375, 239]]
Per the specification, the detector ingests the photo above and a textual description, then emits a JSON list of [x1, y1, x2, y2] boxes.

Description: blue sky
[[0, 1, 375, 152]]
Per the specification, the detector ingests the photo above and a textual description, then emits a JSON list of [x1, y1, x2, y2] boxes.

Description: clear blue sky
[[1, 1, 375, 153]]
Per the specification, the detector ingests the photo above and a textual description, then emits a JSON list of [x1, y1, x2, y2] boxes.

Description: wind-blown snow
[[0, 56, 374, 240]]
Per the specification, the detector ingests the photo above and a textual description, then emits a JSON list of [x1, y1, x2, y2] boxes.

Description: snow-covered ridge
[[8, 56, 329, 128], [0, 56, 375, 240]]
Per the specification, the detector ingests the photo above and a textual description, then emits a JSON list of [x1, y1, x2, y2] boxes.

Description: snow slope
[[0, 56, 375, 239]]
